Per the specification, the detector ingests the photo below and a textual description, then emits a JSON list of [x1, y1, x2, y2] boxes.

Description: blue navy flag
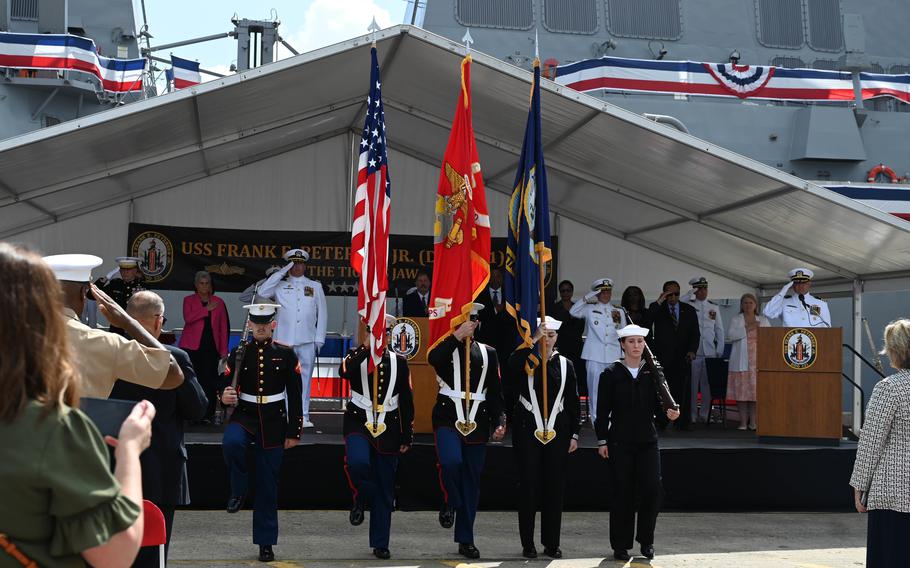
[[504, 60, 552, 372]]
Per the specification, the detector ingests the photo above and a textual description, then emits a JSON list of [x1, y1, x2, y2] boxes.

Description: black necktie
[[492, 289, 499, 305]]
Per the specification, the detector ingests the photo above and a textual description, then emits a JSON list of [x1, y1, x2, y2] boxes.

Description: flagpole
[[464, 334, 472, 420], [537, 247, 549, 434]]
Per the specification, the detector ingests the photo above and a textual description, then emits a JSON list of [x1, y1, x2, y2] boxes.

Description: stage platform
[[184, 404, 857, 512]]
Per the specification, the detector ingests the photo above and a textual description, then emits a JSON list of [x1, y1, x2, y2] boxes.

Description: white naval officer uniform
[[683, 278, 725, 423], [258, 252, 327, 423], [569, 278, 626, 423], [763, 268, 831, 328]]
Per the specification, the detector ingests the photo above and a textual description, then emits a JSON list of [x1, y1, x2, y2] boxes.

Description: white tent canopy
[[2, 24, 910, 298]]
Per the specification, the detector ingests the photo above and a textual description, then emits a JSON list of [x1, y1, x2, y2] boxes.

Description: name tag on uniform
[[304, 286, 314, 297], [708, 310, 717, 320], [809, 305, 821, 317]]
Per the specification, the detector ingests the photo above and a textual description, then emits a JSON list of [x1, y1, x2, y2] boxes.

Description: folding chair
[[141, 500, 167, 568], [704, 356, 730, 429]]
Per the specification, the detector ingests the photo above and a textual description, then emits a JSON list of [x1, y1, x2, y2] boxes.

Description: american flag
[[350, 46, 391, 371]]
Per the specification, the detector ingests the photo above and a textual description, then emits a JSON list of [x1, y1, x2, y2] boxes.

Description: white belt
[[438, 385, 486, 401], [350, 392, 399, 412], [239, 392, 287, 404], [519, 395, 563, 414]]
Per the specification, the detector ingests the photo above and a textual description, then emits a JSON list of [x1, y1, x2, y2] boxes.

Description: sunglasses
[[665, 292, 679, 297]]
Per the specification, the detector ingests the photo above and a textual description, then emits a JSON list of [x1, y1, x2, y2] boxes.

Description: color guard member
[[340, 314, 415, 559], [763, 268, 831, 327], [597, 324, 680, 561], [428, 304, 506, 559], [259, 249, 327, 427], [570, 278, 626, 423], [507, 316, 580, 559], [220, 303, 303, 563]]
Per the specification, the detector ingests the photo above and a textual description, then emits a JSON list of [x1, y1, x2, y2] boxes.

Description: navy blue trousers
[[344, 434, 399, 549], [435, 426, 487, 545], [223, 422, 284, 545]]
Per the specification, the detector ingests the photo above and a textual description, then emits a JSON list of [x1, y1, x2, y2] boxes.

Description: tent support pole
[[852, 279, 863, 435]]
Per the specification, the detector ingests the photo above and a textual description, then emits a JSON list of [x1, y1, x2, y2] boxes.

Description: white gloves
[[780, 281, 793, 295], [104, 267, 120, 280], [584, 291, 598, 303]]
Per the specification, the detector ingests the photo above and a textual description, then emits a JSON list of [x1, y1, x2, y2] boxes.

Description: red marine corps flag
[[351, 44, 391, 371], [427, 55, 491, 353]]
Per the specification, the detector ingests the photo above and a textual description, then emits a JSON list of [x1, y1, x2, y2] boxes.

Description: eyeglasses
[[665, 292, 679, 297], [559, 288, 572, 293], [155, 314, 167, 325]]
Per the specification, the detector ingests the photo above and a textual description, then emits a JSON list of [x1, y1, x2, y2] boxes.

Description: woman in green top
[[0, 243, 155, 568]]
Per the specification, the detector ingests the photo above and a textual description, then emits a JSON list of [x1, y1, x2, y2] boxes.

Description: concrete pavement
[[167, 510, 867, 567]]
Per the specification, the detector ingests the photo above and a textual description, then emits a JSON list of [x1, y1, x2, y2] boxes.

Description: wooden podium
[[756, 327, 842, 445], [390, 317, 437, 434]]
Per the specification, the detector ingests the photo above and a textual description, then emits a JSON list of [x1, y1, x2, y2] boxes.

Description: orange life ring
[[542, 58, 559, 80], [867, 163, 901, 183]]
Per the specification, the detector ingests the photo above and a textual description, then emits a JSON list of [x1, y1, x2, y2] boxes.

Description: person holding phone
[[219, 303, 303, 563], [0, 243, 155, 568], [428, 303, 506, 559], [596, 324, 681, 561]]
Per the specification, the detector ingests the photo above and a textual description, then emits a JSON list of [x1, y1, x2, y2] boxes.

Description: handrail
[[840, 372, 865, 427], [842, 343, 886, 379]]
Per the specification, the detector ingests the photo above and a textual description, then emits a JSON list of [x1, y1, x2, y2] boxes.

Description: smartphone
[[80, 397, 136, 438]]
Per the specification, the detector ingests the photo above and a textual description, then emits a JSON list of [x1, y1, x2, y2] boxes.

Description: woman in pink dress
[[726, 293, 770, 430]]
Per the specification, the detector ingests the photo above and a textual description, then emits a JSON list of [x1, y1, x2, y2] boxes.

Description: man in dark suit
[[110, 290, 208, 567], [476, 268, 517, 381], [402, 270, 431, 317], [646, 281, 700, 430]]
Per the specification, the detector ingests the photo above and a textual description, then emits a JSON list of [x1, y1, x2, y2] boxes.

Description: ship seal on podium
[[389, 317, 420, 360], [783, 328, 818, 370]]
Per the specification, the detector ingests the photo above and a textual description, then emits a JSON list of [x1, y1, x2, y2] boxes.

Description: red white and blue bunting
[[556, 56, 910, 104], [0, 32, 145, 93]]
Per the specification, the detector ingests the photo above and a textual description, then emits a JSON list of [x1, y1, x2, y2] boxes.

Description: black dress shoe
[[458, 543, 480, 559], [258, 545, 275, 562], [544, 547, 562, 559], [226, 496, 244, 513], [438, 504, 455, 529], [641, 544, 655, 559], [522, 546, 538, 559], [373, 547, 390, 559], [613, 549, 631, 561], [349, 501, 364, 526]]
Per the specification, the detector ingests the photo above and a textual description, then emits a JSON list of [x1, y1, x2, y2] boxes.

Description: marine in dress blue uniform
[[428, 304, 506, 559], [94, 256, 146, 335], [506, 316, 581, 559], [219, 303, 303, 563], [339, 314, 415, 559]]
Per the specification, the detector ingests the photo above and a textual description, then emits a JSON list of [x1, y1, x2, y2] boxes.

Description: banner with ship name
[[556, 56, 910, 104], [127, 222, 558, 298]]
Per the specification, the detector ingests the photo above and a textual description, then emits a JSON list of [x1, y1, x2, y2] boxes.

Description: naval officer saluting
[[507, 316, 581, 560], [570, 278, 626, 424], [339, 314, 415, 560], [258, 248, 327, 427], [219, 303, 303, 563], [763, 268, 831, 328], [429, 303, 506, 559]]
